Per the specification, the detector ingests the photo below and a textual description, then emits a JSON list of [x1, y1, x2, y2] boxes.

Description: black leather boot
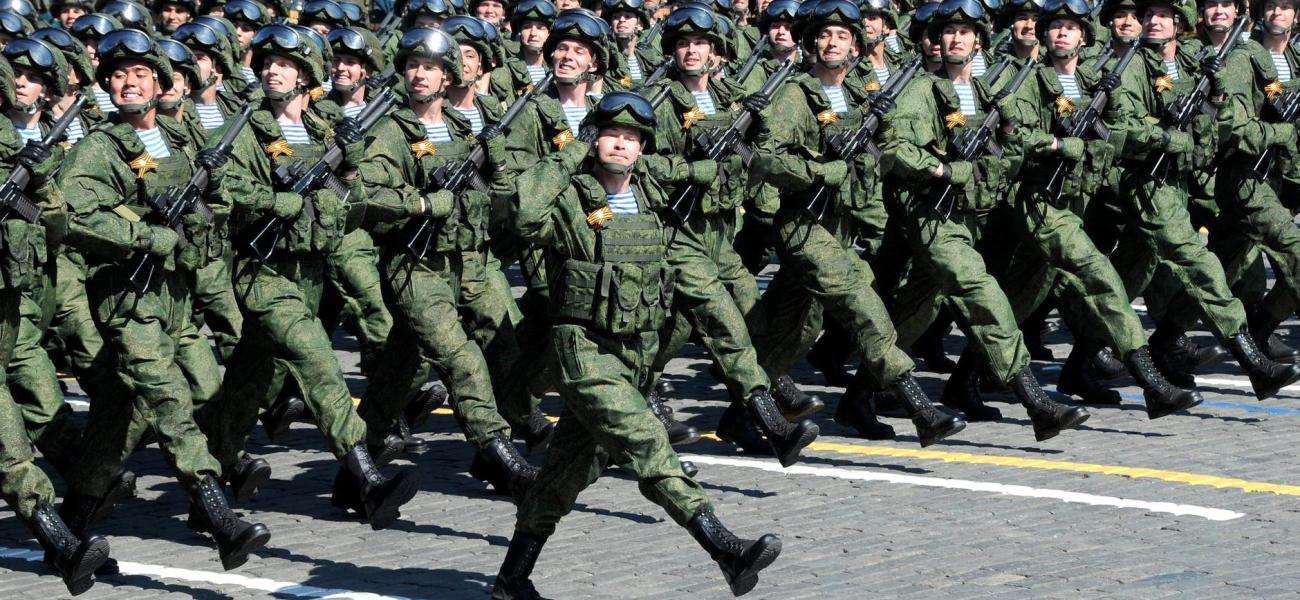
[[1125, 347, 1203, 419], [396, 414, 427, 454], [716, 401, 769, 454], [490, 530, 548, 600], [91, 469, 136, 523], [806, 322, 856, 386], [370, 431, 407, 468], [914, 316, 957, 373], [1228, 328, 1300, 400], [647, 386, 700, 446], [1022, 305, 1057, 362], [748, 390, 818, 467], [470, 434, 539, 499], [1009, 368, 1090, 442], [259, 392, 305, 443], [893, 375, 966, 447], [771, 375, 825, 420], [940, 348, 1002, 421], [520, 410, 555, 454], [1058, 344, 1122, 406], [687, 507, 782, 597], [1249, 305, 1300, 364], [833, 371, 895, 440], [33, 501, 109, 595], [59, 493, 117, 576], [189, 476, 270, 570], [228, 455, 271, 503], [403, 382, 448, 430], [1086, 347, 1127, 380], [343, 445, 417, 530]]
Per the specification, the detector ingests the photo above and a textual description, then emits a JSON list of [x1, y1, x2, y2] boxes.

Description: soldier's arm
[[34, 144, 68, 249], [881, 78, 943, 181], [213, 124, 282, 218], [1005, 73, 1059, 162], [358, 119, 427, 223], [57, 134, 159, 260], [1221, 51, 1293, 156], [513, 138, 588, 246], [1105, 64, 1166, 159], [752, 84, 845, 191]]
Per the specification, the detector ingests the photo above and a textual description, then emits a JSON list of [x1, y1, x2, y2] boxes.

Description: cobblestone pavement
[[2, 267, 1300, 599]]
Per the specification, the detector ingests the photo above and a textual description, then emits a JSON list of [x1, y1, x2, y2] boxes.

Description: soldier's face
[[160, 3, 193, 31], [520, 21, 550, 48], [236, 22, 257, 48], [611, 12, 640, 34], [57, 7, 85, 29], [815, 25, 857, 64], [552, 39, 596, 79], [196, 51, 219, 83], [768, 21, 795, 47], [476, 0, 505, 25], [404, 54, 449, 97], [332, 54, 368, 88], [1110, 9, 1141, 40], [1013, 12, 1037, 41], [412, 14, 443, 28], [84, 40, 99, 65], [596, 124, 642, 168], [863, 15, 885, 39], [1264, 0, 1298, 31], [308, 21, 332, 37], [674, 34, 713, 72], [161, 71, 188, 103], [1142, 6, 1179, 40], [1047, 18, 1084, 52], [261, 55, 306, 93], [756, 0, 772, 11], [1202, 0, 1237, 30], [459, 44, 483, 84], [13, 66, 47, 107], [109, 60, 158, 107], [941, 23, 979, 61], [555, 0, 581, 9]]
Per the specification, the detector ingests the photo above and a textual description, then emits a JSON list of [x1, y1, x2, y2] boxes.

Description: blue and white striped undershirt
[[15, 125, 40, 143], [872, 65, 891, 87], [94, 88, 117, 113], [627, 54, 643, 82], [1163, 58, 1180, 82], [561, 104, 587, 134], [1271, 52, 1293, 83], [1058, 73, 1081, 100], [134, 127, 171, 158], [216, 82, 225, 92], [343, 102, 367, 119], [453, 106, 484, 135], [195, 102, 224, 130], [971, 52, 987, 77], [64, 117, 84, 143], [525, 65, 547, 85], [953, 82, 977, 116], [885, 34, 901, 53], [322, 80, 333, 92], [242, 66, 256, 81], [279, 122, 312, 145], [606, 188, 638, 215], [691, 91, 716, 115], [821, 85, 848, 115], [425, 122, 452, 143]]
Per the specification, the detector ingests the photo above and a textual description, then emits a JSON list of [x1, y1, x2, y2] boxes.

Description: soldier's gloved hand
[[146, 226, 179, 257], [272, 192, 304, 219], [1161, 129, 1194, 155], [1099, 71, 1122, 93], [688, 159, 718, 185], [335, 117, 366, 170], [480, 124, 509, 170], [1057, 137, 1086, 161], [16, 141, 50, 169], [816, 159, 850, 189], [870, 94, 895, 119], [197, 148, 228, 171], [742, 93, 770, 114], [945, 161, 978, 186]]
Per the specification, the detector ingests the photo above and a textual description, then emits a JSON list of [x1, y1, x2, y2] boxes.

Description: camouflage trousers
[[190, 246, 242, 364], [319, 229, 391, 375], [9, 264, 81, 474], [359, 248, 509, 450], [652, 210, 768, 399], [754, 208, 915, 388], [65, 265, 222, 498], [516, 324, 708, 537], [0, 287, 58, 521], [47, 250, 104, 379], [206, 252, 368, 471]]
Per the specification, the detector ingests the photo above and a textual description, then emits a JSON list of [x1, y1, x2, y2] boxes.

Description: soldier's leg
[[190, 249, 243, 364], [456, 252, 532, 429], [9, 282, 81, 473], [173, 299, 225, 417]]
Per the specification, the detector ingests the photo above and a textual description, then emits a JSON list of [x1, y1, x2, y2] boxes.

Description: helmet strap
[[598, 159, 634, 175]]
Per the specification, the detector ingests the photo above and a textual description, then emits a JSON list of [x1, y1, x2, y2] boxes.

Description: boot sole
[[832, 414, 896, 441], [1146, 391, 1204, 420], [66, 536, 110, 596], [233, 463, 272, 503], [366, 474, 418, 531], [405, 384, 449, 430], [262, 399, 305, 444], [715, 428, 771, 455], [220, 524, 271, 571], [669, 429, 703, 446], [728, 535, 783, 597], [1252, 367, 1300, 401], [773, 423, 819, 468], [916, 418, 966, 448]]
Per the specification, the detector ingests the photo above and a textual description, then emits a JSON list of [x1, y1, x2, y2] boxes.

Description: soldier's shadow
[[0, 551, 237, 599], [259, 546, 493, 599]]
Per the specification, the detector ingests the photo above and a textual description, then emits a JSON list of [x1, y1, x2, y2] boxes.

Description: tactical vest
[[1023, 66, 1116, 203], [411, 128, 491, 255], [553, 177, 674, 337], [932, 76, 1011, 213], [0, 121, 40, 291], [246, 110, 352, 255]]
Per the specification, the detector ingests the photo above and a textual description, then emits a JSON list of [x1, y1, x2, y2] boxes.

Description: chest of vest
[[267, 138, 352, 255], [554, 210, 674, 337]]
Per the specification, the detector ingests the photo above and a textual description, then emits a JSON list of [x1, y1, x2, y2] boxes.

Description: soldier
[[995, 0, 1040, 63], [0, 9, 33, 48], [605, 0, 665, 86], [357, 27, 540, 497], [52, 0, 92, 29], [510, 0, 557, 86], [69, 13, 122, 111], [749, 0, 967, 446], [997, 0, 1202, 418], [221, 0, 270, 82], [157, 0, 198, 34], [473, 0, 510, 27], [491, 91, 782, 600], [56, 28, 270, 571], [1104, 0, 1300, 399], [202, 24, 417, 529], [880, 0, 1089, 440], [99, 1, 154, 34], [300, 0, 352, 37]]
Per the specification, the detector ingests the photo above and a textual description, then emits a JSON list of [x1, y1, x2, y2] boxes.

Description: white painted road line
[[0, 546, 427, 599], [681, 455, 1247, 522]]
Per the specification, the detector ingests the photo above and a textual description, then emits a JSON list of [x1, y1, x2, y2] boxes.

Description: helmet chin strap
[[598, 159, 634, 175], [1049, 43, 1080, 59], [942, 49, 972, 65], [157, 97, 183, 111], [332, 80, 360, 94], [116, 98, 156, 114], [1140, 34, 1173, 49], [10, 98, 43, 114], [1264, 23, 1292, 35]]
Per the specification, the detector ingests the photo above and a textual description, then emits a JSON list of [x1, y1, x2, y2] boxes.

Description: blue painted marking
[[1048, 387, 1300, 416]]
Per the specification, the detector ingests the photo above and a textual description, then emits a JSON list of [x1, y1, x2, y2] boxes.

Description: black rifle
[[1043, 41, 1140, 199], [635, 58, 674, 91], [375, 9, 400, 45], [731, 36, 770, 84], [1147, 15, 1247, 185], [638, 18, 665, 51], [1088, 44, 1116, 70], [128, 103, 255, 292], [405, 73, 554, 258], [0, 95, 87, 225], [248, 75, 399, 260], [803, 56, 924, 218], [933, 57, 1037, 220], [979, 55, 1014, 86], [1252, 89, 1300, 178], [671, 58, 796, 219]]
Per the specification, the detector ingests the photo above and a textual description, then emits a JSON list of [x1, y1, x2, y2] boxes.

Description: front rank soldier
[[492, 91, 783, 600]]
